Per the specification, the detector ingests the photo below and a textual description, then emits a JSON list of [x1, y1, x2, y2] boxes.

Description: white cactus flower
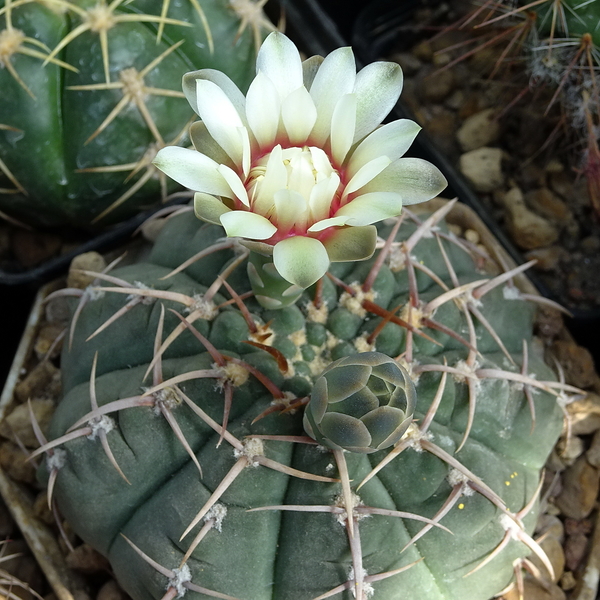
[[154, 32, 447, 289]]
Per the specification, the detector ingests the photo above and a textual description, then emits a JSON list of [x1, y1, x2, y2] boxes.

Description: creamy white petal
[[353, 61, 403, 142], [257, 32, 303, 100], [196, 79, 246, 167], [309, 146, 335, 177], [347, 119, 421, 178], [194, 192, 231, 225], [343, 155, 392, 196], [357, 157, 448, 204], [302, 55, 324, 89], [189, 121, 234, 168], [282, 86, 317, 144], [309, 46, 356, 144], [273, 236, 330, 288], [330, 93, 357, 166], [220, 211, 277, 240], [183, 69, 246, 124], [153, 146, 232, 197], [239, 126, 251, 178], [287, 149, 315, 201], [252, 144, 287, 215], [322, 225, 377, 262], [217, 164, 249, 207], [307, 215, 349, 232], [308, 172, 340, 223], [274, 189, 308, 231], [246, 71, 281, 150], [334, 192, 404, 225]]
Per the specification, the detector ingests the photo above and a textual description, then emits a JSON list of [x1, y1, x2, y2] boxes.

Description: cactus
[[0, 0, 275, 228], [436, 0, 600, 214], [34, 32, 576, 600]]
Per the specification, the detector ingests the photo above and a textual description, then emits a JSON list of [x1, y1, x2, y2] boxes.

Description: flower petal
[[358, 158, 448, 204], [246, 71, 281, 150], [344, 155, 391, 196], [302, 55, 324, 89], [347, 119, 421, 178], [308, 172, 340, 223], [330, 93, 356, 166], [189, 121, 234, 168], [217, 164, 249, 207], [307, 215, 349, 232], [274, 189, 308, 231], [322, 225, 377, 262], [334, 192, 404, 225], [282, 86, 317, 144], [252, 144, 287, 215], [183, 69, 246, 124], [194, 192, 231, 225], [257, 32, 303, 100], [273, 236, 330, 288], [309, 46, 356, 144], [220, 210, 277, 240], [196, 79, 246, 167], [353, 61, 403, 142], [153, 146, 232, 197]]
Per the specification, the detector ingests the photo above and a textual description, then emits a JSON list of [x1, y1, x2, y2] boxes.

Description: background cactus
[[35, 199, 575, 600], [0, 0, 275, 229]]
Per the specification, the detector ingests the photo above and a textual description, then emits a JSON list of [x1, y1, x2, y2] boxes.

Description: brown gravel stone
[[66, 544, 111, 574], [567, 393, 600, 435], [421, 68, 455, 103], [0, 441, 36, 484], [14, 360, 59, 403], [551, 340, 597, 389], [33, 323, 64, 360], [564, 531, 589, 572], [0, 398, 54, 448], [555, 456, 600, 520], [33, 492, 55, 526], [456, 108, 500, 152], [11, 230, 61, 268], [67, 252, 107, 290], [524, 188, 572, 223], [459, 147, 504, 193], [500, 187, 560, 250], [529, 535, 565, 582], [525, 246, 566, 271], [502, 578, 566, 600], [97, 580, 130, 600], [588, 429, 600, 467]]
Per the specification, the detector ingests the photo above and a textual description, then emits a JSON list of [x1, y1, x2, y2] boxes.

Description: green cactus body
[[534, 0, 600, 47], [0, 0, 269, 228], [40, 202, 566, 600]]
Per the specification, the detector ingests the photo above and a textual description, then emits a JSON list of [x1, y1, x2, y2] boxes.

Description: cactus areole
[[0, 0, 274, 228], [40, 33, 566, 600]]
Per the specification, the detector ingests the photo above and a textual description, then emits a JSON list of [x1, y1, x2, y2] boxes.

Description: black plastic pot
[[349, 0, 600, 365]]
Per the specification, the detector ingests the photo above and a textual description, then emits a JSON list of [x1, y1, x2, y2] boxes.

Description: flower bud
[[303, 352, 416, 453]]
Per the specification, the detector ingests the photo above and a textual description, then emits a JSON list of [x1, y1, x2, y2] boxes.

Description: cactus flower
[[154, 32, 447, 288]]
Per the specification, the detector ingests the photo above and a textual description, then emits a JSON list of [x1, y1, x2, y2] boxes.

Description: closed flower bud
[[303, 352, 416, 453]]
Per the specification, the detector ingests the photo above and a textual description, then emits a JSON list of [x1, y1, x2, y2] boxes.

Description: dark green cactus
[[0, 0, 273, 228], [36, 200, 571, 600]]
